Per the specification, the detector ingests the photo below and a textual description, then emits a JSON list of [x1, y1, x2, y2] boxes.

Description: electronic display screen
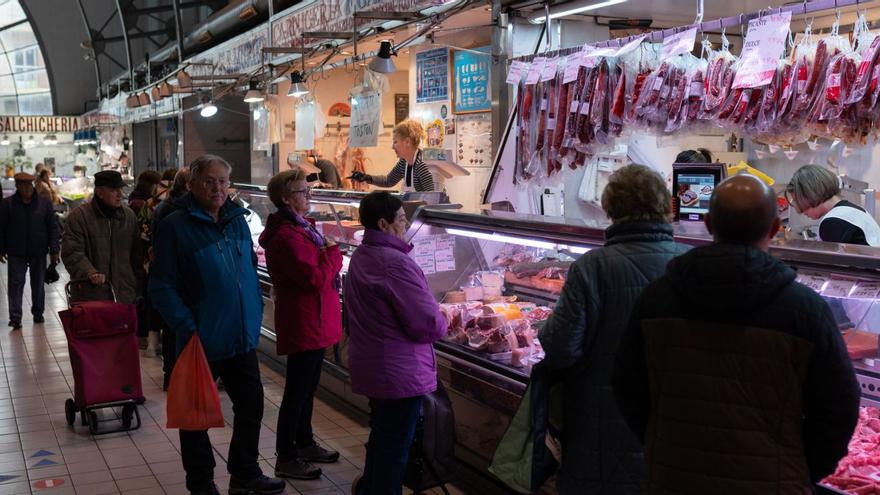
[[672, 163, 726, 221]]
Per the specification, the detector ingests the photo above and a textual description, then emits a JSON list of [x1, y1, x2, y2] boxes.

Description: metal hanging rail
[[511, 0, 874, 62]]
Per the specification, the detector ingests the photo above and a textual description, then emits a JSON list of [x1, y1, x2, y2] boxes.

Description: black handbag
[[45, 261, 60, 284], [404, 381, 456, 494]]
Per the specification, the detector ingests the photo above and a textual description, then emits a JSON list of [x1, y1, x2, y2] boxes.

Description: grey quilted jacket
[[538, 221, 689, 494]]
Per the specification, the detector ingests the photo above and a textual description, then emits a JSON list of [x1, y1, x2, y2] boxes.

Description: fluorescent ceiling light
[[445, 228, 591, 254], [530, 0, 627, 23]]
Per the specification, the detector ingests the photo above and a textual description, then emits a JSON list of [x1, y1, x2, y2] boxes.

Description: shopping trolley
[[59, 280, 145, 434]]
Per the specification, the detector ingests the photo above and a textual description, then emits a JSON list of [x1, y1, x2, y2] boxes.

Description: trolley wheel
[[87, 411, 98, 435], [121, 405, 134, 429], [64, 399, 76, 426]]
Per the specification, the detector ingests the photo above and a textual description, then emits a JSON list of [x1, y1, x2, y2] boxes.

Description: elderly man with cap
[[613, 175, 860, 494], [62, 170, 142, 304], [0, 172, 60, 329]]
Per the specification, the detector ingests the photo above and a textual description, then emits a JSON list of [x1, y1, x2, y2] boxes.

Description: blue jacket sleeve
[[148, 219, 197, 339]]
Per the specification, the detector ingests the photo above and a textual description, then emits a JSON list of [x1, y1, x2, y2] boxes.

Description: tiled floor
[[0, 267, 469, 495]]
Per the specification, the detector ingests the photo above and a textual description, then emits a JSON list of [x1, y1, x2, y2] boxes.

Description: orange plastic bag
[[166, 334, 225, 430]]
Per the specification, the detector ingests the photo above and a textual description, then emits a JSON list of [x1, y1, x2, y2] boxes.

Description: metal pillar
[[490, 0, 509, 159]]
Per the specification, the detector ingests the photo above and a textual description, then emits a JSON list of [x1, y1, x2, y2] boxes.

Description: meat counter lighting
[[445, 228, 591, 254]]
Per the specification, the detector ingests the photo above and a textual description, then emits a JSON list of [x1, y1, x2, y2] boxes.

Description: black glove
[[349, 171, 370, 183]]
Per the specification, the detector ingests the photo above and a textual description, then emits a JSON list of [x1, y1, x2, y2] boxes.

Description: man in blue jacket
[[0, 172, 59, 329], [150, 155, 284, 495]]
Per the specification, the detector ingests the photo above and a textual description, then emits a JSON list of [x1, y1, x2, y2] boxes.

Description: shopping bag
[[166, 334, 225, 430]]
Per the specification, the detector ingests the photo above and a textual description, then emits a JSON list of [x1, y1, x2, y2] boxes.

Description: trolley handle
[[65, 279, 118, 306]]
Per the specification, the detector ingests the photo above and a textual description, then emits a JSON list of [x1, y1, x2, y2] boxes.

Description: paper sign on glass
[[733, 11, 792, 89], [525, 57, 546, 85], [661, 28, 697, 59], [823, 279, 856, 298], [349, 91, 381, 148], [851, 282, 880, 299], [294, 100, 316, 150]]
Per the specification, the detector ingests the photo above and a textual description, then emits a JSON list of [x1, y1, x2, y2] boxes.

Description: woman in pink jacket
[[259, 169, 343, 481], [344, 191, 447, 494]]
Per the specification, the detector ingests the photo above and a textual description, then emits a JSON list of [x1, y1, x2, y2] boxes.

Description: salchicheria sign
[[0, 116, 80, 134]]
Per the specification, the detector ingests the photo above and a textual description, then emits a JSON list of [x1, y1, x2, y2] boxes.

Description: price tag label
[[525, 57, 546, 85], [506, 61, 527, 85], [562, 54, 581, 84], [823, 279, 856, 298], [851, 282, 880, 300], [733, 11, 792, 89], [797, 272, 828, 293], [541, 57, 559, 81], [661, 28, 697, 59]]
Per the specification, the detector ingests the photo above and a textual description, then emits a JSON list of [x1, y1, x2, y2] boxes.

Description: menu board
[[453, 47, 491, 114], [416, 48, 450, 104]]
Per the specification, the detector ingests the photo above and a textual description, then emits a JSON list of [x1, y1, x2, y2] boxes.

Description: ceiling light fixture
[[126, 94, 140, 108], [529, 0, 627, 23], [26, 135, 35, 147], [200, 100, 218, 118], [42, 134, 57, 146], [0, 135, 8, 146], [368, 40, 396, 73], [287, 71, 309, 98], [243, 80, 264, 103]]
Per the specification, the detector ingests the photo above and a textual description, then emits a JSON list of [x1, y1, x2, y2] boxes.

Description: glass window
[[0, 1, 51, 115], [18, 92, 50, 115], [0, 1, 26, 28]]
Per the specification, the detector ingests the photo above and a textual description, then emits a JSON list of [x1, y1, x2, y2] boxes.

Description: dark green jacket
[[539, 222, 689, 494]]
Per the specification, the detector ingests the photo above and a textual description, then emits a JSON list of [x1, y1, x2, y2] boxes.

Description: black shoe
[[9, 321, 21, 330], [275, 458, 322, 480], [228, 474, 286, 494], [33, 316, 44, 323], [189, 482, 220, 495], [163, 374, 171, 392], [7, 321, 16, 327], [296, 443, 340, 464]]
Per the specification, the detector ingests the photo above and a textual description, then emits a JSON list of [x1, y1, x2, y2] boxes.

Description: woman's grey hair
[[786, 164, 840, 211], [601, 164, 672, 224], [189, 154, 232, 179]]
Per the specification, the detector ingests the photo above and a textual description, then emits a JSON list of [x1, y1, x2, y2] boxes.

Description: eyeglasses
[[197, 178, 230, 189], [288, 187, 312, 196]]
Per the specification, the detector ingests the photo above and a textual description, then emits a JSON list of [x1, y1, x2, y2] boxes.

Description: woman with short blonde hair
[[349, 119, 436, 192]]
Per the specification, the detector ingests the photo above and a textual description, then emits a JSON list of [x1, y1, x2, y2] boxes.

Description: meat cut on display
[[823, 406, 880, 494]]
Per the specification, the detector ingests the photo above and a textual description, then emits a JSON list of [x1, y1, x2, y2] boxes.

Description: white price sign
[[797, 272, 828, 293], [562, 54, 581, 84], [294, 99, 316, 151], [661, 28, 697, 59], [851, 283, 880, 300], [541, 57, 559, 81], [525, 57, 546, 85], [349, 91, 381, 148], [733, 11, 792, 89], [823, 279, 856, 298], [506, 61, 528, 85]]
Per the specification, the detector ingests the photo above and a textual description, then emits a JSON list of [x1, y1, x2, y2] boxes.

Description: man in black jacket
[[0, 173, 60, 329], [613, 175, 860, 494]]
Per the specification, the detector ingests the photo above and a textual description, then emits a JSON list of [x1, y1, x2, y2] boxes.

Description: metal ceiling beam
[[171, 0, 185, 64], [128, 1, 205, 16], [96, 28, 170, 43], [114, 0, 134, 85], [75, 0, 102, 93], [303, 32, 355, 39], [353, 11, 425, 21]]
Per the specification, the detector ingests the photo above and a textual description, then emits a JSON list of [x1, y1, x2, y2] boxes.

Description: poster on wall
[[295, 100, 316, 150], [395, 94, 409, 124], [453, 47, 491, 114], [416, 48, 449, 104], [350, 91, 382, 147]]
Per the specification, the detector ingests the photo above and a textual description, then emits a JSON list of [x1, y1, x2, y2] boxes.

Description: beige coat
[[61, 199, 143, 304]]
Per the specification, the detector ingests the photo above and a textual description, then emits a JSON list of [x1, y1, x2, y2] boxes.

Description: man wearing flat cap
[[0, 172, 60, 329], [62, 170, 143, 304]]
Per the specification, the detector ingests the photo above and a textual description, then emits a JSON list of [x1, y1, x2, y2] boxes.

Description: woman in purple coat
[[344, 191, 447, 495]]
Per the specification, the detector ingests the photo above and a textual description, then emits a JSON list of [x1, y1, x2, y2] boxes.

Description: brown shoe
[[296, 443, 339, 463], [274, 458, 321, 480]]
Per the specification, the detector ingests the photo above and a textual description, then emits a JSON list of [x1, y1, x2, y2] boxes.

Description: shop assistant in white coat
[[787, 164, 880, 246], [348, 119, 436, 192]]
